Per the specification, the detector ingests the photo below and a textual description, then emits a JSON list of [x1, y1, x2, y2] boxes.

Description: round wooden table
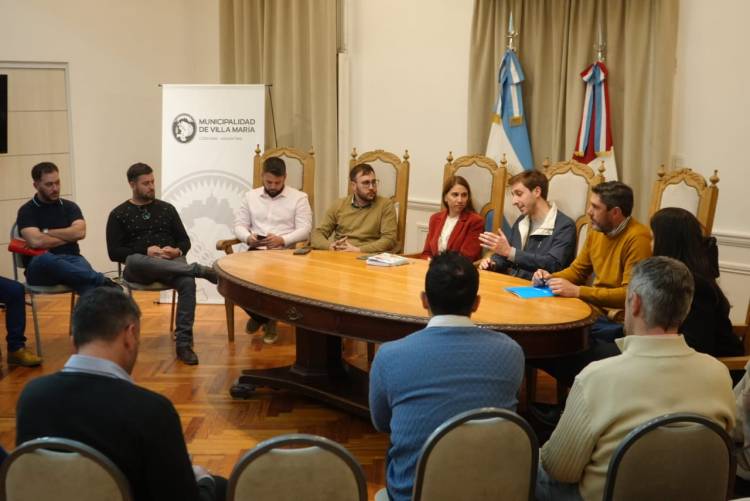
[[216, 250, 594, 417]]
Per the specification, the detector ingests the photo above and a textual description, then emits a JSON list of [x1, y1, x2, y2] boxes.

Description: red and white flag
[[573, 61, 617, 180]]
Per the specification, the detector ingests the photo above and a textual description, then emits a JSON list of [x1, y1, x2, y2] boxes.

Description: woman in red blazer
[[421, 175, 484, 261]]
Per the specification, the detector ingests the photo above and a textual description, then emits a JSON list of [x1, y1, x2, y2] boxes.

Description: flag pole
[[505, 11, 518, 52], [595, 2, 606, 62]]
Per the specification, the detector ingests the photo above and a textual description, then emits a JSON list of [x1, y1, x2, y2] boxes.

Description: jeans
[[26, 253, 105, 295], [0, 276, 28, 351], [535, 464, 583, 501], [123, 254, 198, 347]]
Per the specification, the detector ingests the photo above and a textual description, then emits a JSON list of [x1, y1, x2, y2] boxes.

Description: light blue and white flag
[[485, 48, 534, 232]]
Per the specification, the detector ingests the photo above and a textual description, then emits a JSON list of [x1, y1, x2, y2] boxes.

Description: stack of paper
[[366, 253, 410, 267]]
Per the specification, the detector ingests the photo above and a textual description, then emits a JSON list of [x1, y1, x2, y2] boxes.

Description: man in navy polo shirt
[[16, 162, 113, 294]]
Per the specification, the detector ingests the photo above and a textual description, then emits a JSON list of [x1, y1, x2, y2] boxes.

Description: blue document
[[505, 286, 555, 299]]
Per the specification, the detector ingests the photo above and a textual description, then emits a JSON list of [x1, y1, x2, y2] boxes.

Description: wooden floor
[[0, 292, 557, 499]]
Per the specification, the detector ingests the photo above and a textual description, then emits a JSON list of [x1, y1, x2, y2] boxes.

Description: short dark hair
[[263, 157, 286, 177], [508, 169, 549, 199], [349, 163, 375, 182], [31, 162, 59, 181], [127, 162, 153, 183], [425, 251, 479, 316], [592, 181, 634, 217], [441, 175, 476, 213], [72, 288, 141, 348]]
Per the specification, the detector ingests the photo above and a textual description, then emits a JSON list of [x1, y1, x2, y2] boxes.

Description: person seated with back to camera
[[420, 175, 484, 261], [16, 287, 227, 501], [537, 256, 735, 501], [369, 251, 524, 501], [478, 169, 576, 279]]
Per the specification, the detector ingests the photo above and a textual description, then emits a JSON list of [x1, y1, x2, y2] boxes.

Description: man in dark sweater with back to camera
[[106, 162, 217, 365], [16, 287, 227, 501]]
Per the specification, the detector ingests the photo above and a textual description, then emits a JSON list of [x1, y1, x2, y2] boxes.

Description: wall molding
[[719, 261, 750, 277], [408, 197, 440, 212], [713, 230, 750, 249]]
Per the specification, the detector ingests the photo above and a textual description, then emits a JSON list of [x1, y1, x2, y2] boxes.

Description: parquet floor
[[0, 292, 557, 500]]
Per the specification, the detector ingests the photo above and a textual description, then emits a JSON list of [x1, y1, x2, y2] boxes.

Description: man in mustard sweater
[[536, 257, 735, 501], [529, 182, 652, 404], [533, 181, 651, 337], [311, 163, 398, 252], [534, 181, 651, 311]]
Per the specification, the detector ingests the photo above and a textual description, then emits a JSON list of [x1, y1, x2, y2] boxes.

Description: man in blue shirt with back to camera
[[369, 251, 525, 501]]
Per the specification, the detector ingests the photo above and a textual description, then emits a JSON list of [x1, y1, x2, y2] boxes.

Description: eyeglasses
[[358, 180, 379, 188]]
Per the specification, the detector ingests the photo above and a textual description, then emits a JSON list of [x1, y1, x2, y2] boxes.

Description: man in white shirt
[[537, 256, 735, 501], [233, 157, 312, 343]]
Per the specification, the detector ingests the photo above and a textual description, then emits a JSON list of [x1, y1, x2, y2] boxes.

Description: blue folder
[[505, 286, 554, 299]]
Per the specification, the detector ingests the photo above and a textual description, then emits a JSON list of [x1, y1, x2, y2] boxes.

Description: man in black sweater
[[16, 287, 226, 501], [106, 163, 216, 365]]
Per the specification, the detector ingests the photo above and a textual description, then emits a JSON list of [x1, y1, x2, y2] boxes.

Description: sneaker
[[262, 321, 278, 344], [245, 317, 262, 334], [176, 345, 199, 365], [8, 348, 43, 367], [193, 263, 218, 284]]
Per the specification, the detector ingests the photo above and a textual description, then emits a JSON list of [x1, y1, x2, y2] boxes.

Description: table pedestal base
[[230, 328, 371, 418]]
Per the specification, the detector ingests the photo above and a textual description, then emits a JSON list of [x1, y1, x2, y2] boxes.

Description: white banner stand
[[161, 84, 265, 304]]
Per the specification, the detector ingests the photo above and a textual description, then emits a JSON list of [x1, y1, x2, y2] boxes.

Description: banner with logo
[[161, 84, 265, 304]]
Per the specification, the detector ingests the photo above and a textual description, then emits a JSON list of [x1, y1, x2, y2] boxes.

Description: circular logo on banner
[[163, 171, 252, 302], [172, 113, 197, 143]]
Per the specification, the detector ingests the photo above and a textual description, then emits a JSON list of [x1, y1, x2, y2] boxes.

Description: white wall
[[0, 0, 219, 271], [346, 0, 474, 253], [672, 0, 750, 321]]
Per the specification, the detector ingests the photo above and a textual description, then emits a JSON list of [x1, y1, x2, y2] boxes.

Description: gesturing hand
[[478, 230, 512, 257]]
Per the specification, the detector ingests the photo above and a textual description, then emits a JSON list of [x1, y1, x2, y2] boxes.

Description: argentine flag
[[485, 48, 534, 231], [573, 61, 618, 181]]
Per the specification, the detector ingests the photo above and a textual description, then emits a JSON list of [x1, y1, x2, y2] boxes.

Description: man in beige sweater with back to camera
[[537, 256, 736, 501]]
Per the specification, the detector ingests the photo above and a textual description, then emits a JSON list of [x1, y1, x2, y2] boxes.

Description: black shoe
[[528, 402, 563, 427], [193, 264, 218, 285], [176, 346, 199, 365]]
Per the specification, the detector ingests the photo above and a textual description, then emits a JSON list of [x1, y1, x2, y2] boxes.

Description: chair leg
[[68, 293, 76, 337], [225, 299, 235, 343], [169, 290, 176, 333], [30, 294, 42, 357]]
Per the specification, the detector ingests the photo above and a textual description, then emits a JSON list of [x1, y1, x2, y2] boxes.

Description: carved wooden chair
[[348, 148, 410, 253], [648, 166, 719, 235], [216, 145, 316, 342], [444, 152, 506, 234], [543, 158, 606, 255]]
